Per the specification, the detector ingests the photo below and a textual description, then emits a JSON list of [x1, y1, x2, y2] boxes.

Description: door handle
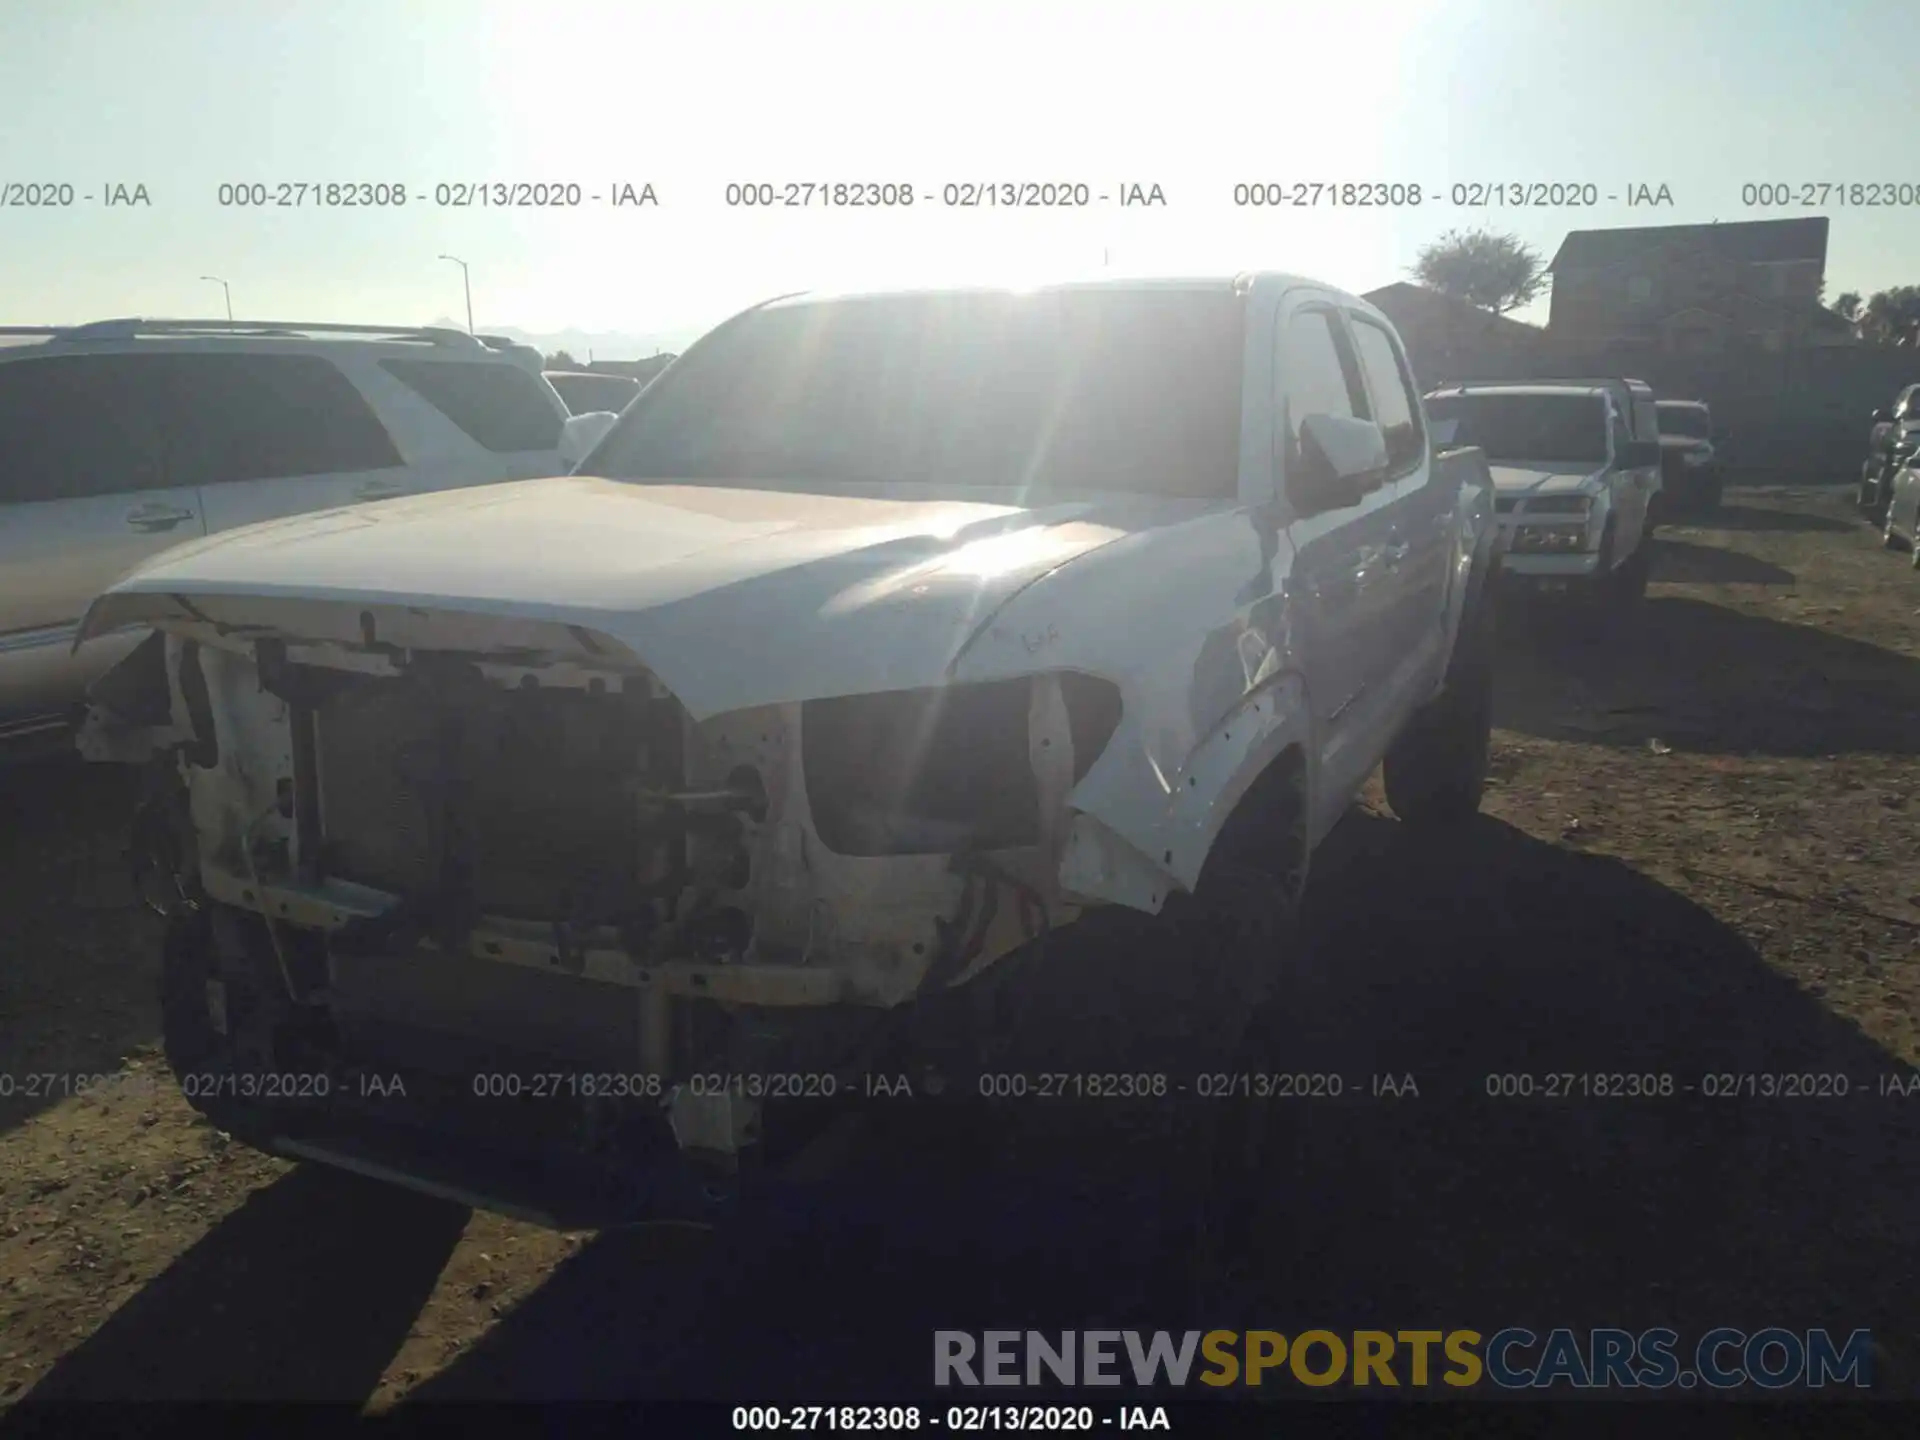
[[1383, 539, 1411, 566], [124, 505, 196, 533]]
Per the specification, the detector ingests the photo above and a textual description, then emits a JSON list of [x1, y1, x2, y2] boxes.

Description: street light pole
[[200, 275, 232, 320], [439, 254, 473, 334]]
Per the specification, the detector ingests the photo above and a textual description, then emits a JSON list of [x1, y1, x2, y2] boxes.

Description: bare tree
[[1412, 229, 1548, 315]]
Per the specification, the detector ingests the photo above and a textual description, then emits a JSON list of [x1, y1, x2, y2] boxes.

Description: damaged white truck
[[77, 276, 1501, 1225]]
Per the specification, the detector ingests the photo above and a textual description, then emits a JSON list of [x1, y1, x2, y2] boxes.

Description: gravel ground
[[0, 483, 1916, 1409]]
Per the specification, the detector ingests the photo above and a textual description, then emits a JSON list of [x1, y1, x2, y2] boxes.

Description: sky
[[0, 0, 1902, 352]]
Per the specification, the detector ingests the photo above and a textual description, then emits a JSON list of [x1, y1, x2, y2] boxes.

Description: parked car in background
[[1425, 380, 1660, 617], [1880, 457, 1920, 569], [1859, 384, 1920, 519], [0, 318, 605, 752], [545, 369, 643, 416], [76, 274, 1502, 1227], [1653, 398, 1725, 514]]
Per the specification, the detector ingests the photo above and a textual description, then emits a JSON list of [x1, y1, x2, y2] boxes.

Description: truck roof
[[1427, 383, 1611, 399], [759, 272, 1381, 314]]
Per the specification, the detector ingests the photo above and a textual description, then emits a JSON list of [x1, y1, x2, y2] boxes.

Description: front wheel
[[159, 910, 279, 1149], [1612, 537, 1653, 604], [1383, 584, 1495, 830]]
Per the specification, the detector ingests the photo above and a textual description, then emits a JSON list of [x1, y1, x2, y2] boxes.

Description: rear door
[[375, 358, 571, 484], [0, 352, 209, 723], [168, 351, 419, 531]]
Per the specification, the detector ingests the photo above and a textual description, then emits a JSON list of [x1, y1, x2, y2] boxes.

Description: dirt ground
[[1, 482, 1917, 1408]]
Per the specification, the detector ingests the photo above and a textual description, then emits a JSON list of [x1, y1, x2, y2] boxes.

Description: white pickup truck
[[1424, 381, 1662, 615], [77, 276, 1501, 1226]]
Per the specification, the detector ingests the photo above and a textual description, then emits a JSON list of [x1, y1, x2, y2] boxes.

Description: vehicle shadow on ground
[[1647, 538, 1795, 587], [1691, 501, 1856, 536], [1493, 595, 1920, 756], [1232, 813, 1919, 1373], [0, 758, 161, 1137], [14, 1166, 468, 1403], [394, 812, 1919, 1401]]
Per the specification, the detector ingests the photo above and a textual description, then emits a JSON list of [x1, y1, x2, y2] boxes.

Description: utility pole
[[200, 275, 232, 320], [439, 254, 474, 333]]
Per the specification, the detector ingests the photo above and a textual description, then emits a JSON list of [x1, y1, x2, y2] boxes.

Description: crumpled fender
[[949, 508, 1313, 913]]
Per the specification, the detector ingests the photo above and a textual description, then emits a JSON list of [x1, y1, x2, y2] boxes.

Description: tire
[[1612, 537, 1652, 604], [159, 910, 277, 1148], [1383, 581, 1495, 830], [1172, 857, 1303, 1311], [1861, 462, 1886, 514], [1883, 510, 1906, 551]]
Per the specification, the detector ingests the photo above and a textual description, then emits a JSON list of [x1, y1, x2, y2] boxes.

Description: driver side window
[[1277, 307, 1369, 482]]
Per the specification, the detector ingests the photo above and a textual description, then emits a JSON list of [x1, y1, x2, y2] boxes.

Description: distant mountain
[[428, 319, 707, 360]]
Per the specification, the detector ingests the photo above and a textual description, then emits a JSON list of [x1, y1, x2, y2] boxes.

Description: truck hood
[[1487, 463, 1606, 496], [82, 474, 1167, 718]]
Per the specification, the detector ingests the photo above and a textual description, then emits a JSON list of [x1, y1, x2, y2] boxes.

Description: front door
[[1346, 310, 1452, 699], [1274, 297, 1405, 835]]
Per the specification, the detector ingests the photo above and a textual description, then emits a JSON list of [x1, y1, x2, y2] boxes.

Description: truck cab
[[1424, 381, 1660, 608]]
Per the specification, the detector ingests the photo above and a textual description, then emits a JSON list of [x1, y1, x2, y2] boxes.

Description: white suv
[[1424, 381, 1662, 609], [0, 318, 602, 747]]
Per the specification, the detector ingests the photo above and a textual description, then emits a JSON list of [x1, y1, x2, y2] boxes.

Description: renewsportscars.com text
[[933, 1328, 1873, 1391]]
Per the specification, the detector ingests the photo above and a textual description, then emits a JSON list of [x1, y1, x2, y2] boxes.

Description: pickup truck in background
[[75, 275, 1501, 1228], [1654, 398, 1726, 515], [1425, 380, 1660, 618]]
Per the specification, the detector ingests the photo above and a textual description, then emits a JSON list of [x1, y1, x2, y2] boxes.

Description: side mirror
[[1290, 413, 1389, 513], [558, 410, 619, 467], [1615, 439, 1661, 470], [1873, 408, 1893, 424]]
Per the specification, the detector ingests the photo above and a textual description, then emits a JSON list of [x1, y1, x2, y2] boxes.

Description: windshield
[[1657, 403, 1711, 439], [1423, 393, 1609, 464], [587, 290, 1247, 499]]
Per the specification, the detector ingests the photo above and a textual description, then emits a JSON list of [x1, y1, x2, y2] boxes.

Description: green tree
[[1863, 287, 1920, 344], [546, 349, 580, 369], [1832, 291, 1863, 322], [1412, 228, 1548, 315]]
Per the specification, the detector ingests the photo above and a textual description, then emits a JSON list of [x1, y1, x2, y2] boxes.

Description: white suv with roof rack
[[0, 318, 615, 750]]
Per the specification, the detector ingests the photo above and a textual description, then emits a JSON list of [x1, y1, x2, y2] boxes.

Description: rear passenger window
[[0, 355, 173, 503], [159, 353, 404, 486], [1349, 317, 1425, 475], [380, 360, 564, 453]]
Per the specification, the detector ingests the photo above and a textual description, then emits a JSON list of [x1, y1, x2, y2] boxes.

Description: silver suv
[[0, 319, 604, 748]]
